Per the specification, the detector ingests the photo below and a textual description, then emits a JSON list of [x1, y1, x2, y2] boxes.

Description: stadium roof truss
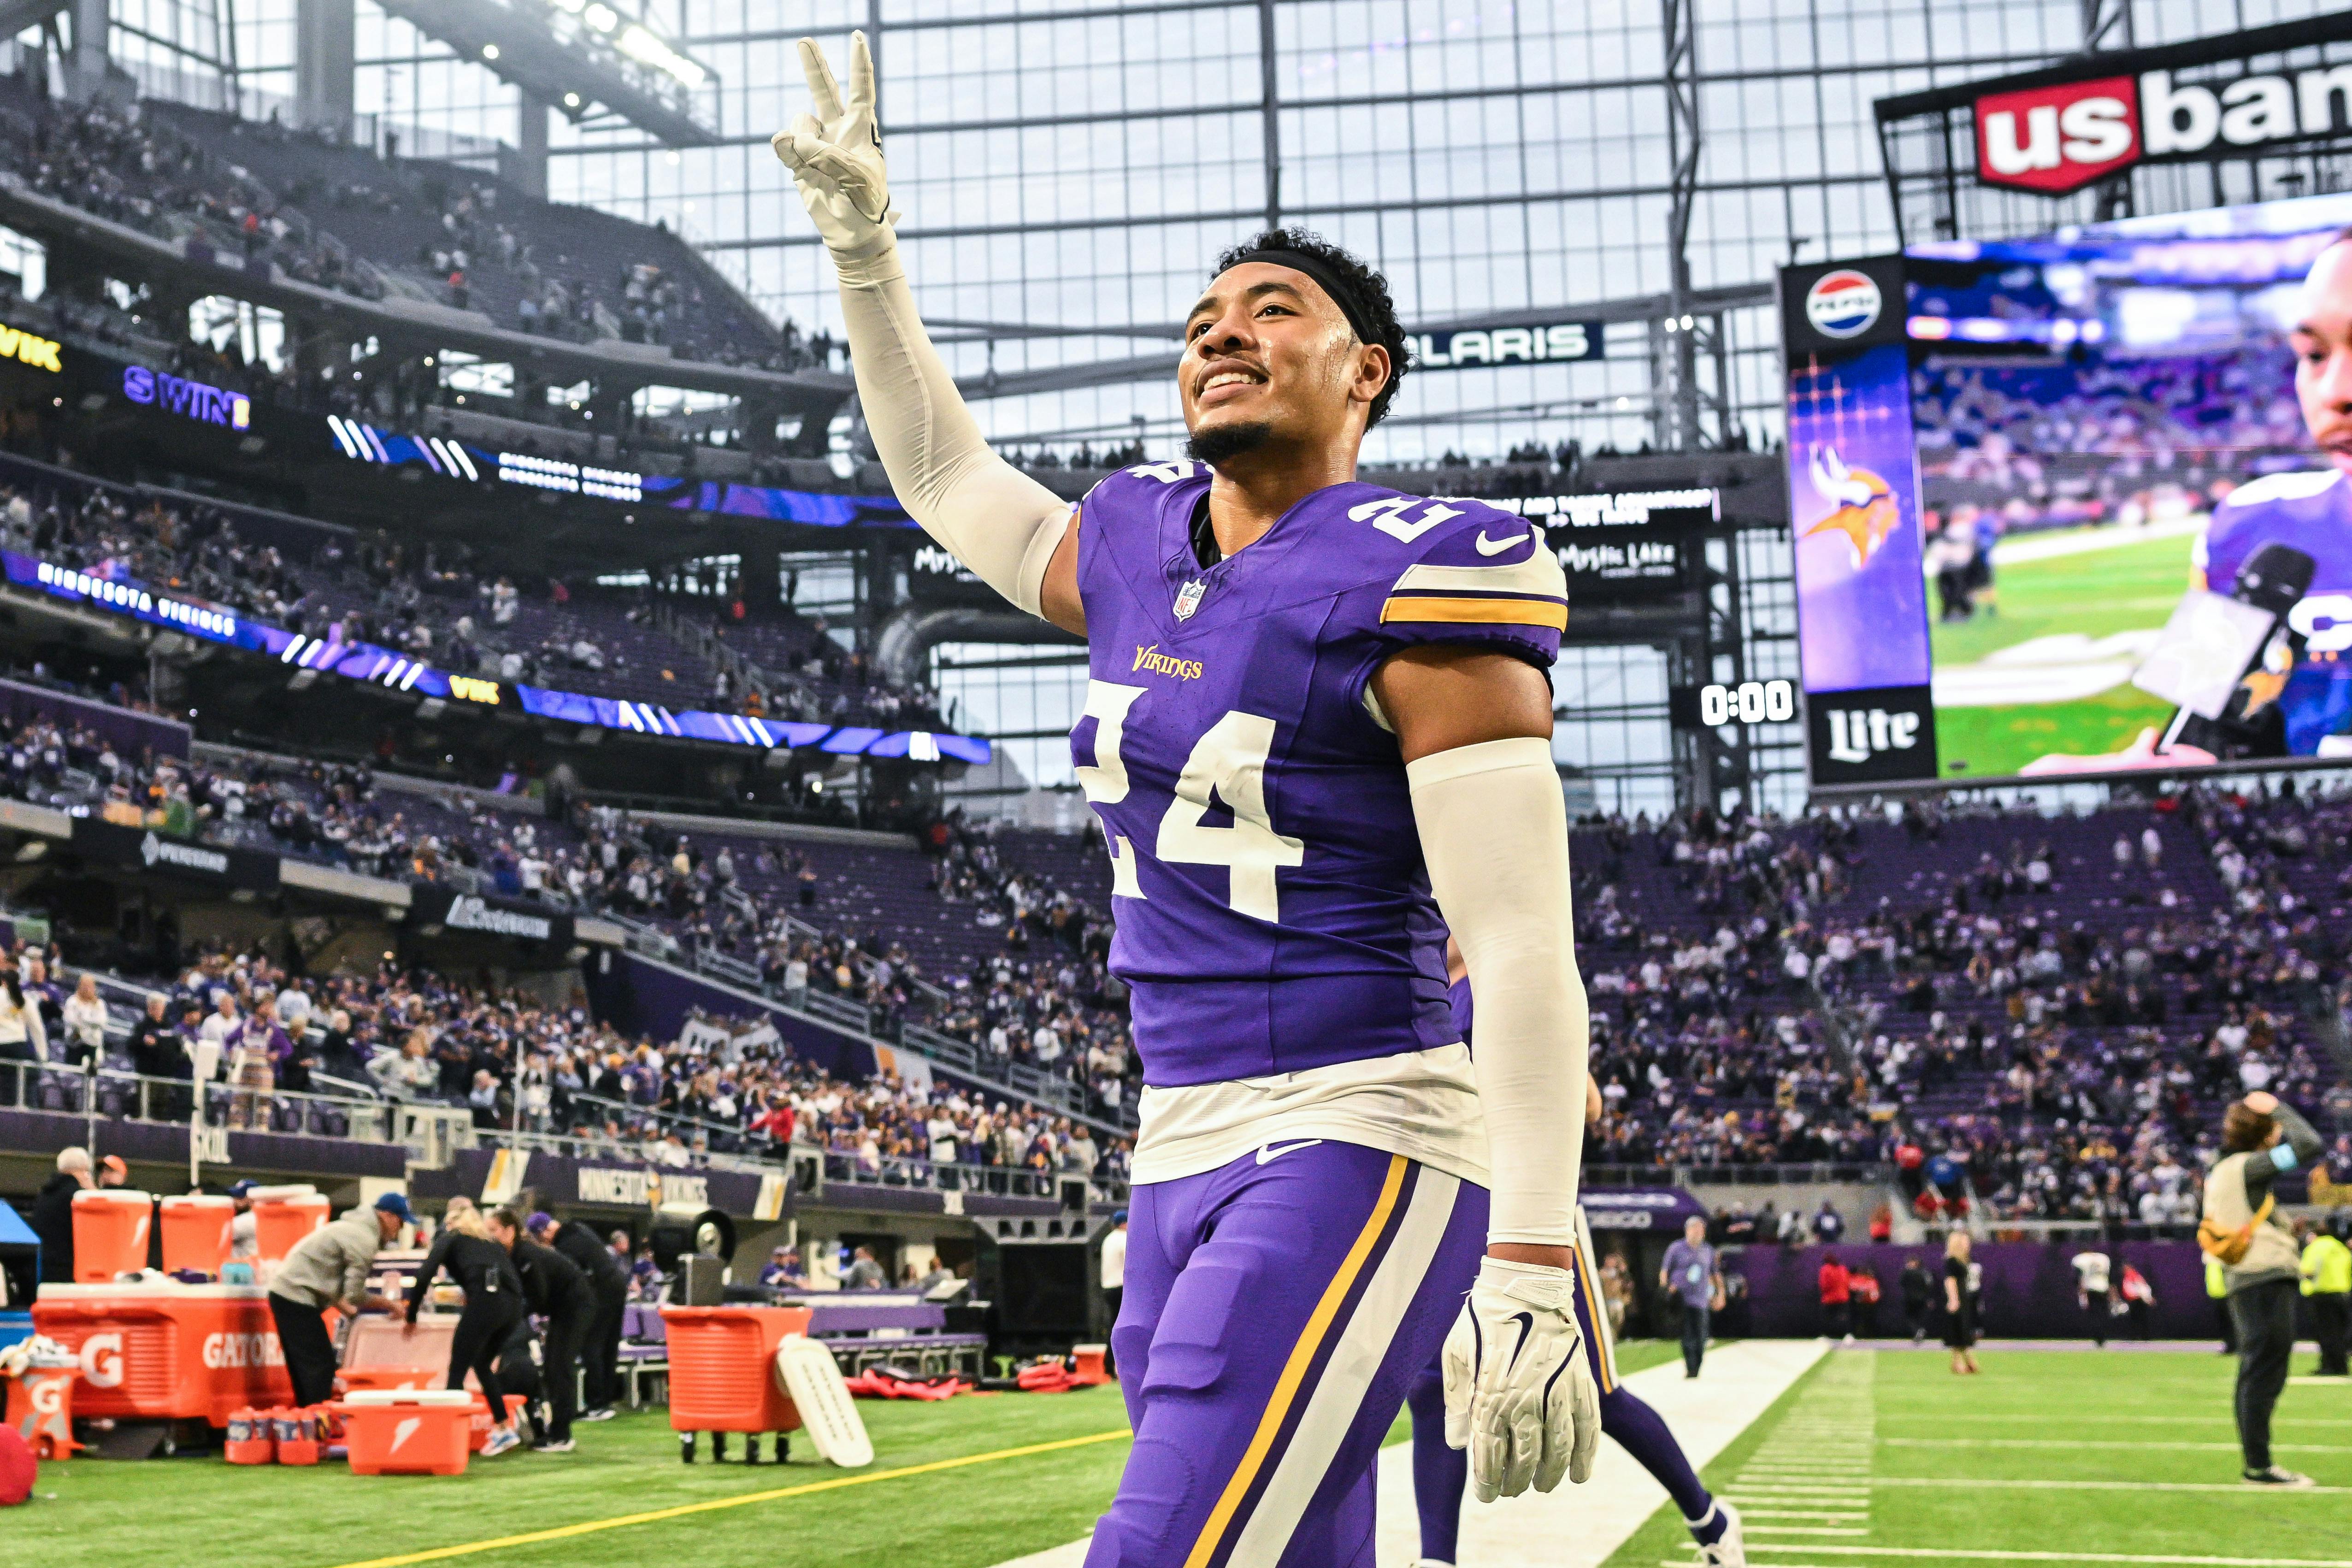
[[1874, 9, 2352, 245], [368, 0, 721, 147]]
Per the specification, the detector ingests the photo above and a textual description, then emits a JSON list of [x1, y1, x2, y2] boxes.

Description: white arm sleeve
[[832, 246, 1074, 618], [1408, 735, 1587, 1246]]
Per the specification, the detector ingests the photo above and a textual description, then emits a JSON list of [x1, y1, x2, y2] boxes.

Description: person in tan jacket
[[266, 1193, 412, 1406], [2202, 1091, 2324, 1487]]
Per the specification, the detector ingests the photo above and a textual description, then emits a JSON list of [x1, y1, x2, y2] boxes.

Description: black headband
[[1223, 248, 1380, 346]]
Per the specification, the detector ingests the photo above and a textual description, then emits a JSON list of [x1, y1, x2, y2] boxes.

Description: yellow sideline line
[[324, 1428, 1134, 1568]]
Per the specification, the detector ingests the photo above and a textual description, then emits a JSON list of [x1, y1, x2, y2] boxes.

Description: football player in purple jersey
[[2027, 228, 2352, 773], [777, 34, 1601, 1567]]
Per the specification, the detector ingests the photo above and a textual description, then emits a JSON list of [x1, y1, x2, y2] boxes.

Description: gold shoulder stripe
[[1380, 595, 1568, 631]]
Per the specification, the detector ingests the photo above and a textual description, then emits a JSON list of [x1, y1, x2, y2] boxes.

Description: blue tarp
[[0, 1202, 35, 1249]]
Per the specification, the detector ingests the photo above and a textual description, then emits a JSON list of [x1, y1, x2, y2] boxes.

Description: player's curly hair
[[1213, 227, 1411, 428]]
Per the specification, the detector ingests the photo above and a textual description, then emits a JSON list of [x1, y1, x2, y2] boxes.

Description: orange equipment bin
[[660, 1305, 811, 1464], [4, 1351, 81, 1458], [159, 1194, 236, 1277], [337, 1390, 474, 1476], [249, 1188, 328, 1265], [71, 1190, 154, 1282], [33, 1283, 293, 1427]]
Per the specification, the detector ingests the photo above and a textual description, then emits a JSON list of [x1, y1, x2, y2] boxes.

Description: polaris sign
[[1976, 65, 2352, 195], [1405, 321, 1604, 369]]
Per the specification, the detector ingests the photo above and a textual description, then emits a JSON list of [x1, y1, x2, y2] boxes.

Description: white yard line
[[986, 1341, 1832, 1568], [1673, 1548, 2352, 1567], [1880, 1437, 2336, 1453], [1867, 1476, 2352, 1497], [1987, 516, 2205, 566]]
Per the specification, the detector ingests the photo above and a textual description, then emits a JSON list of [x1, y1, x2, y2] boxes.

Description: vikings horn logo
[[1801, 444, 1900, 570]]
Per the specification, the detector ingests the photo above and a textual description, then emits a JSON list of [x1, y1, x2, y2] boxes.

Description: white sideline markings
[[988, 1341, 1830, 1568], [1880, 1437, 2337, 1453], [1670, 1549, 2352, 1567], [1869, 1476, 2352, 1497], [1369, 1338, 1832, 1568]]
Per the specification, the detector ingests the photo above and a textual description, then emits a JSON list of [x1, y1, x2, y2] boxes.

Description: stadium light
[[369, 0, 721, 145]]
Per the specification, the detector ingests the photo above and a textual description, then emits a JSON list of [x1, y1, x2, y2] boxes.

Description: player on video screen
[[2026, 229, 2352, 773], [775, 35, 1599, 1565]]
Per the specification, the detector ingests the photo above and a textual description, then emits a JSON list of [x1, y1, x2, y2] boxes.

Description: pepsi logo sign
[[1804, 270, 1882, 340]]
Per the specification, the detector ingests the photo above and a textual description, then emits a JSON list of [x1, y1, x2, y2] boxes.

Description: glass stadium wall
[[42, 0, 2344, 816]]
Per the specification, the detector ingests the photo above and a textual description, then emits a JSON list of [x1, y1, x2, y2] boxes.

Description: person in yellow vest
[[2300, 1210, 2351, 1378], [2200, 1091, 2324, 1488]]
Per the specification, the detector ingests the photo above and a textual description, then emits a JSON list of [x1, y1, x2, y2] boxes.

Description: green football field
[[1928, 528, 2198, 780], [1603, 1347, 2352, 1568], [12, 1344, 2349, 1568]]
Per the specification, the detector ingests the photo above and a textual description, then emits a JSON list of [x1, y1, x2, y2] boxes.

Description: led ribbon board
[[0, 550, 988, 764]]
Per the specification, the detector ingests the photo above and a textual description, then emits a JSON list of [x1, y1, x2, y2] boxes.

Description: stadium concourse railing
[[529, 1089, 1094, 1203], [0, 1055, 1120, 1208], [614, 916, 1136, 1137], [0, 1058, 475, 1169], [1581, 1161, 1893, 1189]]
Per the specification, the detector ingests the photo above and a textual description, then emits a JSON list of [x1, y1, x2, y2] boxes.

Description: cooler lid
[[160, 1194, 235, 1209], [249, 1185, 323, 1202], [342, 1389, 472, 1408], [72, 1189, 153, 1205]]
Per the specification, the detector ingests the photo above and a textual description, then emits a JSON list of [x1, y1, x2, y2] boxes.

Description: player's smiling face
[[2292, 240, 2352, 478], [1180, 264, 1387, 461]]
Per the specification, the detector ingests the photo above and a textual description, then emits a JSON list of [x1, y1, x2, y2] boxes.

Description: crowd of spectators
[[1912, 344, 2311, 533], [0, 929, 1130, 1187]]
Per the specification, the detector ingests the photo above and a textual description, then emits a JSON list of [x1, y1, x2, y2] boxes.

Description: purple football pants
[[1084, 1139, 1487, 1568]]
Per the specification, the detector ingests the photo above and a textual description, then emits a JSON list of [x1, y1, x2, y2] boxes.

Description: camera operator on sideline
[[2200, 1091, 2325, 1488]]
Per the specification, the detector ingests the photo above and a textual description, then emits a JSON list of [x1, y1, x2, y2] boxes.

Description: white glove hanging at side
[[1442, 1256, 1603, 1501]]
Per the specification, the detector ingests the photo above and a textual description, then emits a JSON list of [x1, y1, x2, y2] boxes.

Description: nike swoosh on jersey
[[1255, 1138, 1325, 1165], [1474, 529, 1532, 556]]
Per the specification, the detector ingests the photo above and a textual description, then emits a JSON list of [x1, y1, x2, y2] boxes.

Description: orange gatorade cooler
[[249, 1187, 327, 1264], [338, 1390, 474, 1476], [71, 1190, 153, 1282], [3, 1347, 81, 1458], [33, 1283, 294, 1426], [160, 1195, 236, 1276], [662, 1305, 812, 1440]]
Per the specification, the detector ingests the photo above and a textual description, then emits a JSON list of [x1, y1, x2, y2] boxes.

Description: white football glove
[[1442, 1256, 1603, 1501], [771, 31, 898, 263]]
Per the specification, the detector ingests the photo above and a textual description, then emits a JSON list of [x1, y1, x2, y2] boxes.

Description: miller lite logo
[[1975, 65, 2352, 195], [1803, 271, 1882, 340], [1823, 706, 1921, 765]]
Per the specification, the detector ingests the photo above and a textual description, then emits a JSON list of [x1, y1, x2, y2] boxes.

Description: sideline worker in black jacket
[[29, 1148, 92, 1283], [489, 1206, 591, 1451], [532, 1210, 629, 1419], [407, 1206, 528, 1456]]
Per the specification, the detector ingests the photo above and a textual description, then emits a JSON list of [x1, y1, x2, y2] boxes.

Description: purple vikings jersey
[[2193, 470, 2352, 754], [1069, 460, 1567, 1088]]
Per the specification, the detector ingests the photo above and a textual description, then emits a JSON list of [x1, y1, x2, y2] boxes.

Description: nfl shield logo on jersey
[[1173, 579, 1206, 620]]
